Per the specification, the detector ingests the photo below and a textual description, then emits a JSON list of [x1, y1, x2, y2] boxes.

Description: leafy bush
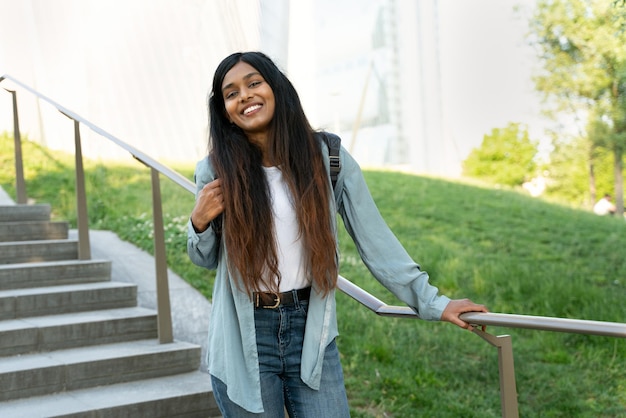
[[463, 122, 538, 186]]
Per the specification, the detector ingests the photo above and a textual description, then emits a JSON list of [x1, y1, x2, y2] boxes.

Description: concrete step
[[0, 371, 220, 418], [0, 259, 112, 290], [0, 220, 69, 242], [0, 339, 201, 402], [0, 281, 137, 320], [0, 204, 51, 222], [0, 307, 157, 357], [0, 239, 79, 264]]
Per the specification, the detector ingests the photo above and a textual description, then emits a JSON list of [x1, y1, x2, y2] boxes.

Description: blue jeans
[[211, 297, 350, 417]]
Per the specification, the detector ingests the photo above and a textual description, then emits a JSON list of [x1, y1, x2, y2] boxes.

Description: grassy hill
[[2, 133, 625, 417]]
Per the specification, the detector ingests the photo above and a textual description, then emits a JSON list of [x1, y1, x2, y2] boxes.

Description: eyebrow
[[222, 72, 261, 93]]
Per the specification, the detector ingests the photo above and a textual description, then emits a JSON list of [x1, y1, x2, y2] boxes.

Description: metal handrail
[[1, 73, 183, 343], [338, 275, 626, 337], [3, 73, 625, 418]]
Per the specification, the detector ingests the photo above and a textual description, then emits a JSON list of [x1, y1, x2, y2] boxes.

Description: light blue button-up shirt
[[187, 139, 451, 413]]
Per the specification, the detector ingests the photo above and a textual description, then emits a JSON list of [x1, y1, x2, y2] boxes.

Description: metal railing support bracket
[[472, 328, 519, 418]]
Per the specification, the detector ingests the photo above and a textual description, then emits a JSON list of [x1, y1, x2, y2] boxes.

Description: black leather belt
[[254, 287, 311, 309]]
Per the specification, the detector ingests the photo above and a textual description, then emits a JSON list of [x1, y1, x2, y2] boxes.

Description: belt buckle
[[258, 292, 281, 309]]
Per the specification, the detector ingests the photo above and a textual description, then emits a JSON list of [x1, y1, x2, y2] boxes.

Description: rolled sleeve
[[187, 219, 220, 269]]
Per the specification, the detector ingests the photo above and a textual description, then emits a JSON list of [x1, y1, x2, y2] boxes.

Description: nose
[[239, 87, 253, 102]]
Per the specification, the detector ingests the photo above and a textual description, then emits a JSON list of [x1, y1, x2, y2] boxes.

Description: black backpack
[[319, 132, 341, 189]]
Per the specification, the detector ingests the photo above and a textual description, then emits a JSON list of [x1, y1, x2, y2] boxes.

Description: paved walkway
[[0, 186, 211, 372], [0, 187, 13, 205]]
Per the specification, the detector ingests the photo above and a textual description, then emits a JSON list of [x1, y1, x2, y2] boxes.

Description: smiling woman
[[186, 51, 487, 418]]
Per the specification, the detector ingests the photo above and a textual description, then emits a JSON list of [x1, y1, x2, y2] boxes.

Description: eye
[[224, 90, 238, 100], [249, 80, 262, 88]]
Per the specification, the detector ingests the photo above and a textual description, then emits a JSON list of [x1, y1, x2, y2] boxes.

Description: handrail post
[[472, 329, 519, 418], [6, 89, 27, 204], [150, 167, 173, 344], [72, 119, 92, 260]]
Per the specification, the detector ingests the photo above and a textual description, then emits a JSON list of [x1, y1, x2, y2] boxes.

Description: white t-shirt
[[262, 166, 310, 292]]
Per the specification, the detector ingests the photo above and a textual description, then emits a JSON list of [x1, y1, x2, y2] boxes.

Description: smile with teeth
[[243, 104, 262, 115]]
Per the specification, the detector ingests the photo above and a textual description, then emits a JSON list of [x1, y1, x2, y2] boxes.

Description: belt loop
[[291, 288, 299, 308], [294, 287, 308, 309]]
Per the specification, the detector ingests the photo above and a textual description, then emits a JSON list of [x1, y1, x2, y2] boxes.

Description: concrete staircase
[[0, 204, 220, 417]]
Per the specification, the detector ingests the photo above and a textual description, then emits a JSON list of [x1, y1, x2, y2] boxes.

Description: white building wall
[[310, 0, 456, 175], [312, 0, 395, 166], [0, 0, 290, 164], [286, 0, 318, 124], [0, 0, 470, 177], [391, 0, 457, 175]]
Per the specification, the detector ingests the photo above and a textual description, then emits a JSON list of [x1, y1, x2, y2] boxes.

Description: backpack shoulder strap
[[320, 132, 341, 189]]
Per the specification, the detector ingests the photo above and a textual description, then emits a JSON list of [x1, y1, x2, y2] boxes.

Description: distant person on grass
[[593, 194, 616, 216], [187, 51, 488, 418]]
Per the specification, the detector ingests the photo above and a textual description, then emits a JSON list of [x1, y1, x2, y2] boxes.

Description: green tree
[[545, 132, 614, 206], [530, 0, 626, 215], [463, 122, 538, 187]]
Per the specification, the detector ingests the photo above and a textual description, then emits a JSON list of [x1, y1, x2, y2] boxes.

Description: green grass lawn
[[2, 133, 625, 417]]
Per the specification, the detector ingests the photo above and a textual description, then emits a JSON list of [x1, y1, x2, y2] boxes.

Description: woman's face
[[221, 61, 276, 144]]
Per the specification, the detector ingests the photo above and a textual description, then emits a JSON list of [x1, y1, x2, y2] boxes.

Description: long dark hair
[[208, 51, 337, 296]]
